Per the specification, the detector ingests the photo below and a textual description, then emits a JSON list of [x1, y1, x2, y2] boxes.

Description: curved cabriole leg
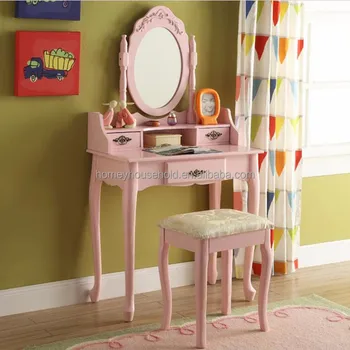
[[195, 240, 209, 349], [89, 156, 103, 302], [208, 182, 221, 285], [159, 229, 172, 330], [221, 249, 233, 315], [244, 155, 260, 301], [243, 246, 256, 301], [123, 162, 138, 322], [259, 230, 273, 332]]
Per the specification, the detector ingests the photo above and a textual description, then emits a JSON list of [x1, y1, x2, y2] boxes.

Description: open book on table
[[143, 145, 222, 156]]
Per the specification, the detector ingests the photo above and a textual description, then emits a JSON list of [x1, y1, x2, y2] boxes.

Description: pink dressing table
[[87, 6, 262, 322]]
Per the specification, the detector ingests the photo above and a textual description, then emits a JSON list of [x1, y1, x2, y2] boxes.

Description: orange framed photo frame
[[195, 88, 220, 125]]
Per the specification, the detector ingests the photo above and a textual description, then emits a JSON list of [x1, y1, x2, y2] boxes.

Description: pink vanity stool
[[158, 209, 273, 349]]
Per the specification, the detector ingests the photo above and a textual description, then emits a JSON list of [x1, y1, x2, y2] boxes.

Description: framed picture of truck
[[15, 0, 81, 21], [15, 31, 81, 97]]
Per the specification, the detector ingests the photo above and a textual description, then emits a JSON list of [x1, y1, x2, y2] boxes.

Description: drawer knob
[[205, 130, 222, 140], [113, 135, 132, 145], [188, 169, 207, 178]]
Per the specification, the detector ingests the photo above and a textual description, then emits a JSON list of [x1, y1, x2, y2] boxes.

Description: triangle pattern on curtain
[[280, 3, 289, 23], [275, 117, 284, 139], [233, 0, 304, 277], [257, 1, 265, 21], [269, 116, 276, 140], [258, 152, 267, 171], [251, 115, 263, 142], [255, 35, 270, 60], [273, 1, 281, 26], [270, 78, 277, 102], [267, 191, 275, 215], [277, 78, 283, 94], [297, 39, 304, 58], [273, 228, 284, 250], [272, 36, 279, 59], [246, 1, 256, 18], [279, 38, 290, 63], [253, 79, 263, 100], [245, 35, 255, 55]]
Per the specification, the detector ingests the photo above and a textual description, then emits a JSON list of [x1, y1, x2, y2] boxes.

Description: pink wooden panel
[[217, 107, 239, 145], [225, 156, 250, 176], [165, 230, 198, 252], [95, 157, 128, 189], [114, 111, 188, 128], [164, 228, 266, 255], [233, 191, 244, 211], [88, 112, 109, 154], [138, 162, 165, 191], [187, 35, 197, 124], [165, 158, 226, 184], [180, 128, 197, 146], [197, 127, 230, 145], [119, 35, 128, 103], [89, 145, 261, 163], [209, 230, 265, 254]]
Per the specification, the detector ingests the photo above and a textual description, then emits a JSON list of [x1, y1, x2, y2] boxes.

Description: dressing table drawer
[[198, 127, 230, 145], [109, 132, 141, 150], [165, 158, 226, 184]]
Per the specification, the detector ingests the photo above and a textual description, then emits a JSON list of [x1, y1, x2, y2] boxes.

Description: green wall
[[0, 1, 349, 291], [301, 175, 350, 245], [0, 1, 238, 290]]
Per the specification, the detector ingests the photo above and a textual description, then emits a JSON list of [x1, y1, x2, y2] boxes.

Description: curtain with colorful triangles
[[233, 0, 304, 278]]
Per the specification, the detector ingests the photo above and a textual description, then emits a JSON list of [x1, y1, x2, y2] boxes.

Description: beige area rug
[[25, 295, 350, 349]]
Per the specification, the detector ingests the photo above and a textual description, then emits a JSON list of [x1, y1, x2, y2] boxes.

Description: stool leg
[[195, 240, 209, 349], [208, 181, 221, 285], [158, 229, 172, 330], [208, 253, 218, 285], [243, 246, 256, 301], [259, 230, 273, 332], [221, 249, 233, 315], [245, 154, 260, 302]]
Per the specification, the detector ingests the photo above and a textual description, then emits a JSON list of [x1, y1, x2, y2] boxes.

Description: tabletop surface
[[87, 144, 263, 163]]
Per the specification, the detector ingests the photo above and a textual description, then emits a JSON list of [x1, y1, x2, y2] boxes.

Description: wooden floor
[[1, 262, 349, 350]]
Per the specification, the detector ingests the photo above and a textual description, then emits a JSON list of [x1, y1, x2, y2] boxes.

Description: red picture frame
[[15, 31, 81, 97]]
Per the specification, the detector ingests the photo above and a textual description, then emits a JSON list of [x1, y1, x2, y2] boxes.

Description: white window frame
[[303, 2, 350, 177]]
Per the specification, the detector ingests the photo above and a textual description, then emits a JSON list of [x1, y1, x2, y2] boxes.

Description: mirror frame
[[126, 6, 189, 117]]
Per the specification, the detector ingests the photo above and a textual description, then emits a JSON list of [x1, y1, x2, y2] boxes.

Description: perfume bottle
[[167, 111, 177, 126]]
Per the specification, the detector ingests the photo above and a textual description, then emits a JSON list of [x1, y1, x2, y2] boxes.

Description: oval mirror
[[134, 27, 181, 109], [127, 7, 189, 117]]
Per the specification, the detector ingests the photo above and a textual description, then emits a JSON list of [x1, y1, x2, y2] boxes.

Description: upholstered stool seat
[[158, 209, 274, 349], [158, 209, 272, 239]]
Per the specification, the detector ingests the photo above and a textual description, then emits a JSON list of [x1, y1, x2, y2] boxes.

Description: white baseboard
[[298, 239, 350, 268], [1, 240, 350, 317], [0, 258, 224, 317]]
